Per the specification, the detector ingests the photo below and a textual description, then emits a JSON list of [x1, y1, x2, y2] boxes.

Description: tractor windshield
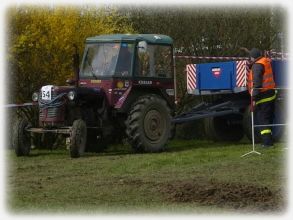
[[80, 42, 134, 78]]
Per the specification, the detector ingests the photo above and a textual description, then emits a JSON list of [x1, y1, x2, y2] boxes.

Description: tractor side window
[[155, 46, 172, 78], [135, 45, 172, 78]]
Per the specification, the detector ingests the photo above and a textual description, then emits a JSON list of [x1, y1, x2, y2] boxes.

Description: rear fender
[[116, 86, 175, 113]]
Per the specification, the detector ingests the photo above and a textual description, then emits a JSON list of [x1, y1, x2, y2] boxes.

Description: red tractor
[[12, 34, 175, 158]]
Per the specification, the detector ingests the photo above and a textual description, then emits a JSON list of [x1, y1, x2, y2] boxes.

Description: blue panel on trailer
[[198, 61, 235, 90], [272, 60, 288, 88]]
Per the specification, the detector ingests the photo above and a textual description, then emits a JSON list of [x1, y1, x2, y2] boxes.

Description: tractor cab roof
[[85, 34, 173, 45]]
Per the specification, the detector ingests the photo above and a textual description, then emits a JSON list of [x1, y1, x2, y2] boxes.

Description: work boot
[[261, 134, 273, 148], [260, 144, 274, 148]]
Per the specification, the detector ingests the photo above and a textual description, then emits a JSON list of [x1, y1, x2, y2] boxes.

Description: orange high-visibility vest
[[247, 57, 275, 95]]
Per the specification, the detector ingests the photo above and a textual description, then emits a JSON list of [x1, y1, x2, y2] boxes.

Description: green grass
[[6, 139, 287, 214]]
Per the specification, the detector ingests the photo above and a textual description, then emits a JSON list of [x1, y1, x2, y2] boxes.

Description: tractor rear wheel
[[204, 114, 244, 142], [69, 119, 87, 158], [12, 118, 31, 156], [126, 95, 171, 153]]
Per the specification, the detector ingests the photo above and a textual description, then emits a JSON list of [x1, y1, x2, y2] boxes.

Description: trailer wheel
[[126, 95, 171, 153], [69, 119, 87, 158], [242, 106, 262, 143], [204, 114, 244, 142], [12, 118, 31, 156]]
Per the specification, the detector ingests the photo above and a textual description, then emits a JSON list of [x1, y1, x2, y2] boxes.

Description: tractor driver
[[114, 43, 133, 76]]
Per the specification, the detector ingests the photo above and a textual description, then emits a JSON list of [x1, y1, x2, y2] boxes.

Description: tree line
[[121, 6, 286, 106], [6, 5, 286, 105], [7, 6, 134, 103]]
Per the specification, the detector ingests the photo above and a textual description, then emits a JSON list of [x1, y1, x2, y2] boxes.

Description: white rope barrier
[[253, 123, 287, 128], [4, 103, 35, 108], [174, 55, 249, 60], [174, 54, 288, 61]]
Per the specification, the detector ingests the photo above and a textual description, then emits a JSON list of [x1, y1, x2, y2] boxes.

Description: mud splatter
[[161, 180, 284, 212]]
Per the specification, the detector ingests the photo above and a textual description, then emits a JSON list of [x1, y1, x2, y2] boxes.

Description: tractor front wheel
[[69, 119, 87, 158], [12, 118, 32, 157], [126, 95, 171, 153]]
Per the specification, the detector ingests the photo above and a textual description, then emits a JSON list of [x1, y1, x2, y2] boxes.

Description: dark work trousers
[[255, 100, 275, 146]]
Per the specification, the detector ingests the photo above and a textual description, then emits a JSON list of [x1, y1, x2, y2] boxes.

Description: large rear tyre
[[204, 114, 244, 142], [126, 95, 171, 153], [69, 119, 87, 158], [12, 118, 31, 157]]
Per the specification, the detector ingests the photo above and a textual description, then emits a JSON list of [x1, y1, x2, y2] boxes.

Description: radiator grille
[[39, 109, 45, 118], [47, 107, 58, 118], [39, 91, 62, 120]]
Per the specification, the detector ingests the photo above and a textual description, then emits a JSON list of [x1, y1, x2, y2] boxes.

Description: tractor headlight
[[67, 91, 75, 101], [32, 92, 39, 102]]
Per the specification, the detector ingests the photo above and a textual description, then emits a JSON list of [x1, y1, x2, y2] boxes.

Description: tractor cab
[[78, 34, 175, 108], [81, 34, 174, 78]]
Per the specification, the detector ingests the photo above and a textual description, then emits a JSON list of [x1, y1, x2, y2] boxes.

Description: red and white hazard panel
[[236, 60, 249, 87], [186, 64, 197, 93]]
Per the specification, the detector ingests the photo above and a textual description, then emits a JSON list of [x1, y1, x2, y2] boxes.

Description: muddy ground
[[160, 179, 284, 212], [111, 176, 284, 213]]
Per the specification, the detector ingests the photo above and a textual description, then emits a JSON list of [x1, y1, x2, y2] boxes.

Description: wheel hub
[[144, 109, 165, 142]]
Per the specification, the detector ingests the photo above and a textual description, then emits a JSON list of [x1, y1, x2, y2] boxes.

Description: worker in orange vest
[[247, 48, 276, 147]]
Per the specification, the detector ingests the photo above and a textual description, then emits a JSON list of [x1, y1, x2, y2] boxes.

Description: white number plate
[[41, 85, 53, 100]]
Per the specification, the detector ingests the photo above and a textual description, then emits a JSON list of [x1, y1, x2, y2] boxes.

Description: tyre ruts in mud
[[162, 179, 283, 212]]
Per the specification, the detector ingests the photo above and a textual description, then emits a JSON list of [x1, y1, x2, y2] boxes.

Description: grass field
[[6, 139, 287, 215]]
